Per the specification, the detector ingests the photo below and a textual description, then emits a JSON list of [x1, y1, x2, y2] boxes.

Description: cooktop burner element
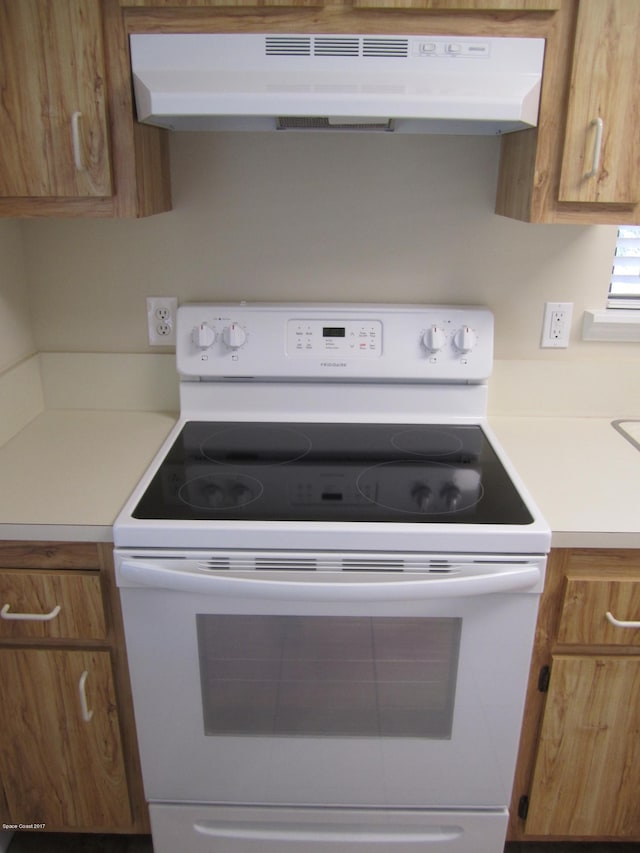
[[390, 428, 464, 457], [133, 421, 532, 525]]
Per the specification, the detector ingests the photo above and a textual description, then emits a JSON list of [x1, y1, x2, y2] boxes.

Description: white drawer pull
[[71, 110, 85, 171], [1, 603, 61, 622], [585, 116, 604, 178], [78, 670, 94, 723], [605, 610, 640, 629]]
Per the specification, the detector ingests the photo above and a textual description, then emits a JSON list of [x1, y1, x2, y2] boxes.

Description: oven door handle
[[118, 559, 542, 600]]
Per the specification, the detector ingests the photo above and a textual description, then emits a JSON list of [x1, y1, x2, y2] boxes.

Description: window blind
[[608, 225, 640, 309]]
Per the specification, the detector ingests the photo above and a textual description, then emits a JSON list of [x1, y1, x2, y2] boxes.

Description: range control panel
[[287, 318, 383, 358], [176, 303, 494, 382]]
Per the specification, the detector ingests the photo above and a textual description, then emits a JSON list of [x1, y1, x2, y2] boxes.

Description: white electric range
[[114, 302, 549, 853]]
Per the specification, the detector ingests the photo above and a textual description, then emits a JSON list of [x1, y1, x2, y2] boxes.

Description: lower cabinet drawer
[[150, 804, 509, 853], [0, 570, 107, 640], [557, 573, 640, 646]]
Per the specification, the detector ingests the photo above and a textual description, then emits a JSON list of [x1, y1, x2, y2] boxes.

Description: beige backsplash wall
[[19, 132, 639, 414]]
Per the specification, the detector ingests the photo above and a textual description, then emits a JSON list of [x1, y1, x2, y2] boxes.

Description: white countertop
[[0, 410, 638, 548], [490, 416, 640, 549], [0, 410, 176, 542]]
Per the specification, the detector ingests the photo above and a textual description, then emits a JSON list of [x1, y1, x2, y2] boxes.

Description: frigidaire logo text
[[321, 361, 348, 368]]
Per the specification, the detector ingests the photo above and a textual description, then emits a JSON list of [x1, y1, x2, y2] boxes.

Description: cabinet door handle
[[1, 603, 61, 622], [585, 116, 604, 178], [78, 670, 94, 723], [605, 610, 640, 629], [71, 110, 86, 172]]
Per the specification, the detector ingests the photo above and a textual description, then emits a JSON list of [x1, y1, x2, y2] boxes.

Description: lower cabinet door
[[150, 804, 508, 853], [0, 648, 132, 829], [526, 654, 640, 836]]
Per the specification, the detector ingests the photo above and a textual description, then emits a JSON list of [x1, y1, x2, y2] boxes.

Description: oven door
[[116, 552, 544, 810]]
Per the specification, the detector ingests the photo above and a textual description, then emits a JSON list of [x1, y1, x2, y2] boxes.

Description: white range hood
[[130, 33, 545, 135]]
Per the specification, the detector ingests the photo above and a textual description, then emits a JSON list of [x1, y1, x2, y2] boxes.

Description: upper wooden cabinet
[[496, 0, 640, 224], [558, 0, 640, 205], [0, 0, 170, 217], [0, 0, 112, 198]]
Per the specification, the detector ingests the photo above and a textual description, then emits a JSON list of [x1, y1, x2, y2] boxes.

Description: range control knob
[[193, 322, 216, 349], [453, 325, 477, 354], [422, 325, 447, 353], [223, 322, 247, 350]]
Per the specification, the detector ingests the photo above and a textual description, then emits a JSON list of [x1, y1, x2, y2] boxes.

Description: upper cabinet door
[[558, 0, 640, 204], [0, 0, 112, 198]]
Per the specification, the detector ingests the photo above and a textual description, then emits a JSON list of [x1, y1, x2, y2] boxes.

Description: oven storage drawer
[[557, 572, 640, 646], [0, 570, 107, 640], [149, 804, 508, 853]]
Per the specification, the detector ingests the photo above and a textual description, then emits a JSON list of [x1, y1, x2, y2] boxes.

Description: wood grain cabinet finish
[[557, 572, 640, 646], [558, 0, 640, 205], [0, 0, 112, 198], [0, 570, 107, 640], [0, 542, 149, 834], [122, 0, 323, 7], [350, 1, 559, 11], [0, 0, 170, 218], [497, 0, 640, 224], [509, 549, 640, 841], [0, 648, 132, 829], [121, 0, 558, 7], [525, 654, 640, 836]]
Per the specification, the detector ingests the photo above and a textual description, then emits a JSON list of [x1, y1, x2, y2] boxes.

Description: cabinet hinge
[[518, 795, 529, 820], [537, 664, 551, 693]]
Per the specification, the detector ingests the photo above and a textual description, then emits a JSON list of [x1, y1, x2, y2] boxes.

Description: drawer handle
[[605, 610, 640, 629], [585, 116, 604, 178], [1, 603, 61, 622], [71, 110, 86, 172], [78, 670, 94, 723]]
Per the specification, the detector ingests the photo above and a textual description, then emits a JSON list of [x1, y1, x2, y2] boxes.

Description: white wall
[[22, 132, 631, 366], [0, 220, 35, 373]]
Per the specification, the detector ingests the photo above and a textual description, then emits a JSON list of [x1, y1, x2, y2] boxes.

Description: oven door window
[[197, 615, 461, 739]]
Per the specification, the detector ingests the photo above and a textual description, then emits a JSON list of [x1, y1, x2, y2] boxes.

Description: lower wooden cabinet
[[0, 542, 148, 834], [0, 648, 132, 829], [525, 654, 640, 836], [510, 548, 640, 841]]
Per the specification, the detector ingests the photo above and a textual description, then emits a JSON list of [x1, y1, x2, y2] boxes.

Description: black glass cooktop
[[133, 421, 533, 525]]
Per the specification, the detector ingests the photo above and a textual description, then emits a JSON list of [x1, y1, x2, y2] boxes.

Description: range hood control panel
[[177, 302, 493, 382]]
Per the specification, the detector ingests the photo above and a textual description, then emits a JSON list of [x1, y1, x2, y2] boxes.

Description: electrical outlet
[[147, 297, 178, 346], [541, 301, 573, 348]]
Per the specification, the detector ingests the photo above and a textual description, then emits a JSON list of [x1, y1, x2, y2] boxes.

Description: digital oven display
[[323, 327, 346, 338]]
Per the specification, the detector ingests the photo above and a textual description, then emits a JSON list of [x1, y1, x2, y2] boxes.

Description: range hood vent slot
[[314, 36, 360, 57], [362, 38, 409, 58], [264, 36, 409, 58], [265, 36, 311, 56]]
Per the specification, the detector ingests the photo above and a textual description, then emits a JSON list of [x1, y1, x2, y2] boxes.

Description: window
[[608, 225, 640, 309], [197, 614, 461, 738]]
